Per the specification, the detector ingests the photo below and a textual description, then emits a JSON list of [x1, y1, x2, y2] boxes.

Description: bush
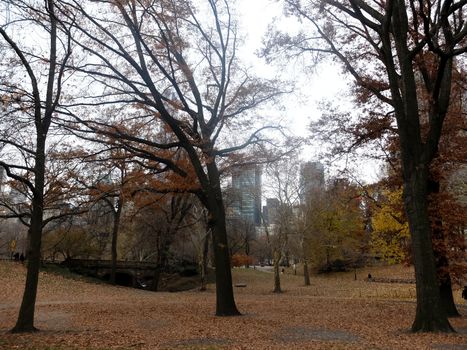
[[231, 254, 253, 267], [318, 259, 348, 273]]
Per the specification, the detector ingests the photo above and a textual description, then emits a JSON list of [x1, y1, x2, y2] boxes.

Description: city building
[[231, 165, 262, 226], [262, 197, 279, 225], [300, 161, 325, 203]]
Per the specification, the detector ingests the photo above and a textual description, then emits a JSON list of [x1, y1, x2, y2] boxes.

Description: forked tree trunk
[[273, 250, 282, 293], [379, 0, 455, 332]]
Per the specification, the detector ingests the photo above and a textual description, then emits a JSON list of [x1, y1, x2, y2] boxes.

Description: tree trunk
[[199, 232, 209, 292], [404, 168, 453, 332], [11, 141, 46, 333], [152, 232, 172, 292], [245, 238, 250, 269], [429, 178, 460, 318], [205, 162, 240, 316], [303, 259, 310, 286], [433, 227, 460, 318], [273, 250, 282, 293], [151, 268, 161, 292], [11, 224, 42, 333], [210, 217, 240, 315], [110, 198, 123, 285], [439, 276, 460, 318]]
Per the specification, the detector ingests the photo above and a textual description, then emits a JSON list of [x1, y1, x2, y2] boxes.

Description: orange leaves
[[231, 254, 254, 267], [1, 262, 467, 349]]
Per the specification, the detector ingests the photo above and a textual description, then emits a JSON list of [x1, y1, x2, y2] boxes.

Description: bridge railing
[[63, 259, 159, 270]]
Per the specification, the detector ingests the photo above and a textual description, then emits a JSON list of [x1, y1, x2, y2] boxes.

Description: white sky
[[235, 0, 382, 184]]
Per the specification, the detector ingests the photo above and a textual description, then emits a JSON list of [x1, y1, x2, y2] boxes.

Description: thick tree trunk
[[210, 211, 240, 315], [205, 164, 240, 316], [303, 259, 310, 286], [404, 168, 453, 332], [433, 227, 460, 318], [429, 178, 460, 318], [210, 218, 240, 315], [439, 276, 460, 318]]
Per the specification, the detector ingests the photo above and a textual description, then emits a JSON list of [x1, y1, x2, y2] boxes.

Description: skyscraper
[[263, 197, 280, 225], [300, 161, 325, 203], [231, 166, 262, 226]]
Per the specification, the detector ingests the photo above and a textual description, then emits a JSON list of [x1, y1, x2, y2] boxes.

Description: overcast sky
[[235, 0, 382, 183]]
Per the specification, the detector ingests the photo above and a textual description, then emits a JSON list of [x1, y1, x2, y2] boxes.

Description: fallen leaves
[[0, 262, 466, 349]]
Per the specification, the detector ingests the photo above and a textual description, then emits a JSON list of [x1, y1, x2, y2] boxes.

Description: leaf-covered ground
[[0, 262, 466, 350]]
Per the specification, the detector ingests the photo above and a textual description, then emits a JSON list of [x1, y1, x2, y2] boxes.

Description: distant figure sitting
[[13, 252, 19, 261], [367, 273, 373, 281], [462, 286, 467, 300], [19, 253, 25, 264]]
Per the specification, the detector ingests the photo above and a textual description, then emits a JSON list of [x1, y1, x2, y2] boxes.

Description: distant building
[[263, 198, 279, 225], [300, 161, 325, 203], [231, 166, 262, 226]]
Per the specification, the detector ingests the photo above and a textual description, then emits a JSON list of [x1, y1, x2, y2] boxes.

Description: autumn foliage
[[231, 254, 254, 268]]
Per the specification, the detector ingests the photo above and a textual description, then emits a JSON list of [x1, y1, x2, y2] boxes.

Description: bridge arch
[[102, 272, 135, 287]]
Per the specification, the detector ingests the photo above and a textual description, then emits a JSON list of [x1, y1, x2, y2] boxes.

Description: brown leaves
[[1, 262, 466, 349]]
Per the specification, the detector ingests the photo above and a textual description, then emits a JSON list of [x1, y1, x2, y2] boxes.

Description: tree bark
[[403, 167, 453, 332], [273, 250, 282, 293], [205, 163, 240, 316], [110, 197, 123, 285], [151, 268, 161, 292], [380, 2, 453, 331], [245, 238, 250, 268], [210, 216, 240, 315], [439, 276, 460, 318], [429, 178, 460, 318], [11, 139, 45, 333], [199, 232, 210, 291]]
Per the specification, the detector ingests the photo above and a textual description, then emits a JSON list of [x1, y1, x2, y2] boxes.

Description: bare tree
[[0, 1, 73, 332], [57, 0, 289, 315], [263, 153, 302, 292]]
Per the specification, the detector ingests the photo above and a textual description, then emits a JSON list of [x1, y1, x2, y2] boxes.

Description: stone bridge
[[62, 259, 159, 287]]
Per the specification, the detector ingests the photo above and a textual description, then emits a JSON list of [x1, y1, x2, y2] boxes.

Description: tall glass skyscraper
[[231, 166, 262, 226]]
